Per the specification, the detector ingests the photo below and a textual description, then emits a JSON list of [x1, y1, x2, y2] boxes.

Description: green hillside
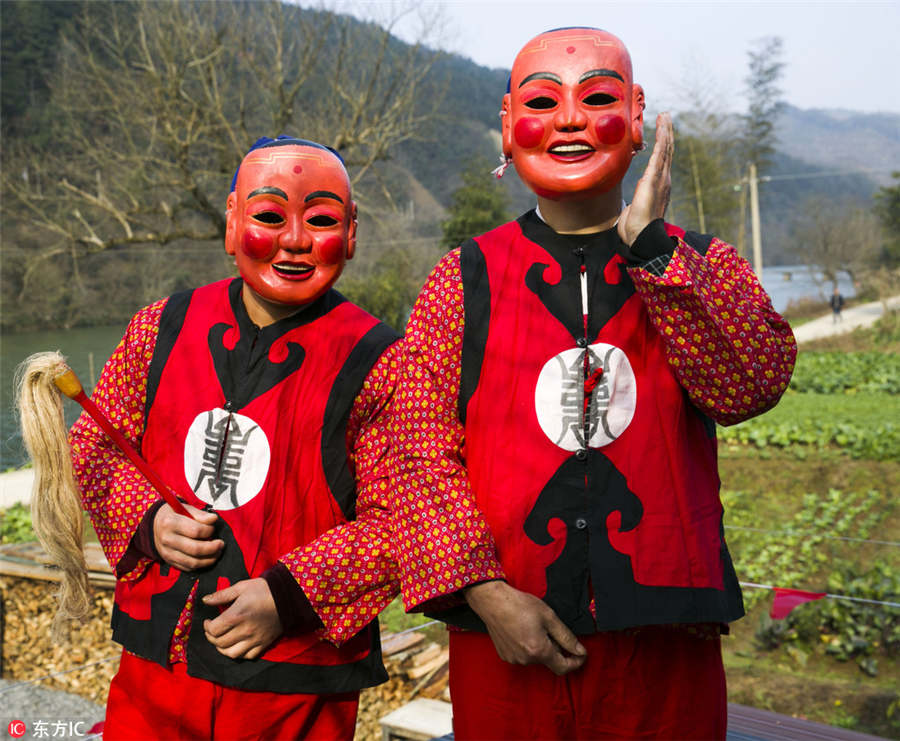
[[1, 1, 897, 330]]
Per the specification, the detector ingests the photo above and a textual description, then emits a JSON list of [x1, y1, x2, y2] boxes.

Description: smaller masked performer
[[392, 28, 797, 740], [69, 137, 407, 740]]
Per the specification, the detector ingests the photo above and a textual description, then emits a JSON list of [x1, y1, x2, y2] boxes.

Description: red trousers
[[449, 627, 726, 740], [103, 650, 359, 740]]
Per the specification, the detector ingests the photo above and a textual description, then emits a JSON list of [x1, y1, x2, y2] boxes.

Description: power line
[[670, 166, 894, 206], [740, 581, 900, 610], [757, 168, 894, 183], [724, 525, 900, 548]]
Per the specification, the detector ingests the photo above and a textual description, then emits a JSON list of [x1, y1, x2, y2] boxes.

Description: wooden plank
[[83, 542, 112, 573], [0, 541, 111, 574], [407, 649, 448, 679], [410, 641, 441, 666], [0, 541, 114, 588], [381, 630, 426, 657], [727, 704, 888, 741], [378, 701, 888, 741], [0, 558, 115, 588], [380, 698, 452, 741]]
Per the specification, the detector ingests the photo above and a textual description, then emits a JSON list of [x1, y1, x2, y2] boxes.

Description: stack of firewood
[[0, 574, 119, 705], [355, 629, 451, 740], [0, 542, 451, 741]]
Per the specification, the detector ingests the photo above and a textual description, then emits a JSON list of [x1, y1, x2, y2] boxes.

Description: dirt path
[[792, 295, 900, 344]]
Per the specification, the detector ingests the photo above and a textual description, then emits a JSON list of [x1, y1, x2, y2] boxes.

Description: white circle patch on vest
[[534, 343, 636, 451], [183, 408, 270, 510]]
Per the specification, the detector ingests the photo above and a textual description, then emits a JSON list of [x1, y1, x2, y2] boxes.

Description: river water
[[1, 324, 127, 470], [0, 265, 855, 470], [759, 264, 855, 316]]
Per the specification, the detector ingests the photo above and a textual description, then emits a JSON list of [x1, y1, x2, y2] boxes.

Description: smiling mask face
[[502, 29, 645, 200], [225, 143, 356, 310]]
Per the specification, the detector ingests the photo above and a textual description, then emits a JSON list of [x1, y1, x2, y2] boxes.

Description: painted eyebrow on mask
[[304, 190, 344, 204], [579, 69, 625, 84], [519, 72, 562, 87], [247, 186, 288, 200]]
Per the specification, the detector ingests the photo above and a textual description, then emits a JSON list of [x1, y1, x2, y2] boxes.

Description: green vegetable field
[[719, 319, 899, 737]]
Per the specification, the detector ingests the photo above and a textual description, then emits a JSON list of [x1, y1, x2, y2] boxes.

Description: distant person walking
[[830, 287, 845, 323]]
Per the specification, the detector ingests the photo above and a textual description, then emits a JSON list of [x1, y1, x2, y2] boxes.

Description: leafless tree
[[791, 196, 884, 291], [1, 0, 444, 308], [668, 59, 742, 242]]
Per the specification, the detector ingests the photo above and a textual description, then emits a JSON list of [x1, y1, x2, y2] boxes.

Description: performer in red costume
[[392, 28, 797, 740], [70, 137, 403, 740]]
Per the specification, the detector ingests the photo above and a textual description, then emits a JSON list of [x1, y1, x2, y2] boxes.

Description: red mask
[[225, 144, 356, 315], [502, 29, 645, 200]]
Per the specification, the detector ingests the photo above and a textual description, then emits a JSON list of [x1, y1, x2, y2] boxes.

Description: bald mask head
[[225, 142, 357, 310], [501, 28, 645, 200]]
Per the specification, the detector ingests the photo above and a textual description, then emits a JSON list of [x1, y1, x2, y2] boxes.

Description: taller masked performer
[[68, 137, 401, 740], [391, 28, 797, 740]]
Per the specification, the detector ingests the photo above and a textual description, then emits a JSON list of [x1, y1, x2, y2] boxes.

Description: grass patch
[[0, 502, 33, 544], [719, 391, 899, 460], [790, 352, 900, 394], [0, 503, 97, 545], [378, 596, 439, 634], [766, 390, 900, 427]]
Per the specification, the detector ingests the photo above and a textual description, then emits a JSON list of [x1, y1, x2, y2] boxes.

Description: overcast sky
[[328, 0, 900, 115]]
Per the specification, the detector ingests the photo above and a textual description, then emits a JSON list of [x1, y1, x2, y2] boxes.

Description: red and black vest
[[111, 278, 398, 693], [450, 212, 743, 633]]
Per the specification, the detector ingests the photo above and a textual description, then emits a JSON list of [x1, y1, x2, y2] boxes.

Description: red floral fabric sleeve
[[628, 236, 797, 426], [279, 341, 404, 645], [69, 301, 166, 581], [391, 250, 506, 612]]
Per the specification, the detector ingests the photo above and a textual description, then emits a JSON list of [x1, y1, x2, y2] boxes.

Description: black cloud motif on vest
[[208, 322, 305, 410]]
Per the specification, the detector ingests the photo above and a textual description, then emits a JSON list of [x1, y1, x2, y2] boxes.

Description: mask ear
[[632, 84, 646, 151], [224, 192, 238, 256], [345, 202, 358, 261], [501, 94, 512, 158]]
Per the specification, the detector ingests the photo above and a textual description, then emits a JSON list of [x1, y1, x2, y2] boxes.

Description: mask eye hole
[[523, 96, 556, 110], [251, 211, 285, 225], [583, 93, 617, 106], [307, 214, 339, 227]]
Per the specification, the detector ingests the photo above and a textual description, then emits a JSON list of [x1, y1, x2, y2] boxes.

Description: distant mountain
[[4, 0, 897, 306], [395, 57, 900, 265], [776, 105, 900, 187]]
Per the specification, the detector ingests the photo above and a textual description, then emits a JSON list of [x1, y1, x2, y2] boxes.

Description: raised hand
[[153, 502, 223, 571], [464, 580, 587, 676], [618, 112, 674, 246], [202, 578, 283, 660]]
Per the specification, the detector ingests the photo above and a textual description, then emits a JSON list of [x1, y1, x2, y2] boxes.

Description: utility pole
[[748, 162, 763, 276], [735, 178, 747, 260]]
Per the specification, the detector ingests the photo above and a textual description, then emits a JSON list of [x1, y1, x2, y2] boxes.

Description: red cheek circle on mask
[[513, 117, 546, 150], [316, 234, 346, 265], [241, 229, 276, 260], [595, 115, 627, 146]]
